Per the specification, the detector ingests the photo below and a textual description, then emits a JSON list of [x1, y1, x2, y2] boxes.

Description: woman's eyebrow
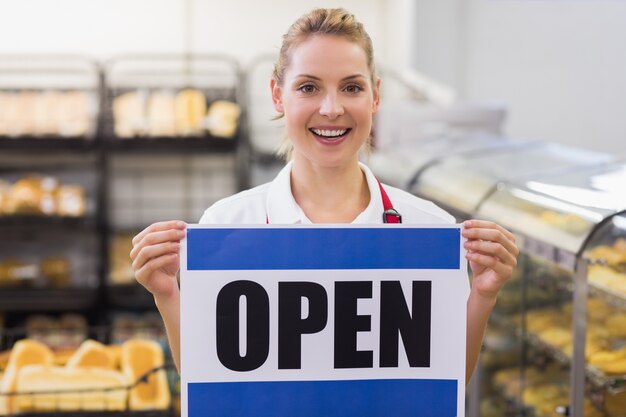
[[293, 74, 367, 81]]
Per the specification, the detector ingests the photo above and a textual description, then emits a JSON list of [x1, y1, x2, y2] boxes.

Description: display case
[[475, 161, 626, 417], [412, 141, 611, 220], [368, 134, 508, 189]]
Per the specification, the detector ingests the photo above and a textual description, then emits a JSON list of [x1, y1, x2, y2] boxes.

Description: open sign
[[181, 225, 468, 417]]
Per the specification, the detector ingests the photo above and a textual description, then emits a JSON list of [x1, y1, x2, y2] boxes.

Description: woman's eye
[[298, 84, 317, 93], [344, 84, 364, 93]]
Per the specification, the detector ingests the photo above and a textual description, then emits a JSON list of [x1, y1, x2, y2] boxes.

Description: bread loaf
[[147, 91, 177, 137], [121, 339, 170, 410], [14, 365, 128, 412], [0, 339, 54, 414], [113, 91, 147, 138], [174, 89, 206, 135]]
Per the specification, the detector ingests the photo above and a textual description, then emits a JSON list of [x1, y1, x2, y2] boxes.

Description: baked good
[[109, 234, 135, 284], [4, 176, 58, 215], [59, 91, 90, 137], [147, 91, 177, 137], [0, 92, 10, 136], [174, 89, 206, 135], [0, 339, 54, 414], [121, 339, 170, 410], [0, 179, 10, 214], [113, 91, 147, 138], [40, 256, 71, 287], [206, 100, 241, 138], [0, 258, 38, 287], [33, 91, 62, 136], [66, 340, 116, 370], [13, 365, 128, 411], [55, 184, 86, 217]]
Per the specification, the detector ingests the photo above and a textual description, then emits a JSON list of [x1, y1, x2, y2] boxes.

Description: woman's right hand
[[130, 220, 187, 299]]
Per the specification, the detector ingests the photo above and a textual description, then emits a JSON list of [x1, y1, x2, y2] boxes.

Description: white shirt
[[200, 161, 455, 225]]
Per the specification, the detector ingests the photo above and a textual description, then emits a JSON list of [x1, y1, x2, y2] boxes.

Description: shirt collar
[[266, 161, 385, 224]]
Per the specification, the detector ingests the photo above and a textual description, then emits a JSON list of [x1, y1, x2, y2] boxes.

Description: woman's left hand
[[462, 219, 519, 301]]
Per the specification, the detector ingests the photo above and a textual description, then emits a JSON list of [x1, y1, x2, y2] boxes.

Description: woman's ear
[[372, 77, 381, 114], [270, 78, 284, 113]]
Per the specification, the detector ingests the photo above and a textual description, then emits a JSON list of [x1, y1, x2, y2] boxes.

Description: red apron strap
[[377, 179, 402, 224], [267, 179, 402, 224]]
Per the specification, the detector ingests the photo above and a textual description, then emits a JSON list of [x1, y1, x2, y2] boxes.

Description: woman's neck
[[290, 158, 370, 223]]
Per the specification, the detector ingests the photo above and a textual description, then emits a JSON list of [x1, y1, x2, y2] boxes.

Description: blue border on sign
[[187, 228, 460, 270], [188, 378, 457, 417]]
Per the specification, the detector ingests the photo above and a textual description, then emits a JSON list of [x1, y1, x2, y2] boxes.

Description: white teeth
[[312, 128, 348, 137]]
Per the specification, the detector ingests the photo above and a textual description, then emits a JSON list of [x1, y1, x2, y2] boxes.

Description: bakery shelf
[[0, 137, 98, 152], [0, 287, 98, 312], [588, 283, 626, 311], [525, 332, 626, 393], [0, 215, 97, 230], [103, 134, 237, 154], [105, 284, 157, 310]]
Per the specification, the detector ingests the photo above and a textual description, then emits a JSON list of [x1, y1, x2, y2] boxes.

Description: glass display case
[[412, 141, 611, 220], [368, 134, 508, 189], [475, 161, 626, 417]]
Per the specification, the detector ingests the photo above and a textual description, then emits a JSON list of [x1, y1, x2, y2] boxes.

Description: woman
[[130, 8, 519, 383]]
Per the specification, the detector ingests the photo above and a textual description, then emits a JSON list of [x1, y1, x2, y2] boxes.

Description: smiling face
[[271, 34, 380, 171]]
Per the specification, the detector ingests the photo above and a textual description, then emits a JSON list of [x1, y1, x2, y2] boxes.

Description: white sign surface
[[181, 224, 468, 417]]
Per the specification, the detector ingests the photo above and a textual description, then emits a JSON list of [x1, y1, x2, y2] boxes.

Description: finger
[[130, 228, 185, 261], [466, 251, 514, 278], [132, 241, 180, 272], [464, 240, 518, 268], [463, 220, 516, 243], [132, 220, 186, 246], [462, 227, 519, 257], [135, 253, 179, 287]]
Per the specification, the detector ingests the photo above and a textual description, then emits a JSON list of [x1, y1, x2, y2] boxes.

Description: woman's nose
[[319, 93, 344, 119]]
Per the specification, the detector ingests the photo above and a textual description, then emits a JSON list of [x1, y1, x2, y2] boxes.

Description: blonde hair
[[273, 8, 377, 160]]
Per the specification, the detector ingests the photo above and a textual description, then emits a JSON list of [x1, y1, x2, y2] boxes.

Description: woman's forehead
[[286, 35, 370, 79]]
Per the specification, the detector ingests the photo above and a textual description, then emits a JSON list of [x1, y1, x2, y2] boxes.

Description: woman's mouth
[[309, 128, 352, 143]]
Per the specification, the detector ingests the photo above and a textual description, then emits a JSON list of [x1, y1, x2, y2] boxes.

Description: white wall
[[413, 0, 626, 154], [0, 0, 395, 66]]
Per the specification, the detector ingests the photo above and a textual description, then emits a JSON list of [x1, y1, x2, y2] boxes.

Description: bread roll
[[65, 340, 115, 370], [0, 92, 10, 136], [14, 365, 128, 412], [113, 91, 147, 138], [147, 91, 176, 137], [206, 100, 241, 138], [55, 184, 86, 217], [121, 339, 170, 410], [40, 256, 71, 287], [59, 91, 90, 137], [0, 339, 54, 414], [4, 176, 58, 215], [174, 89, 206, 135]]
